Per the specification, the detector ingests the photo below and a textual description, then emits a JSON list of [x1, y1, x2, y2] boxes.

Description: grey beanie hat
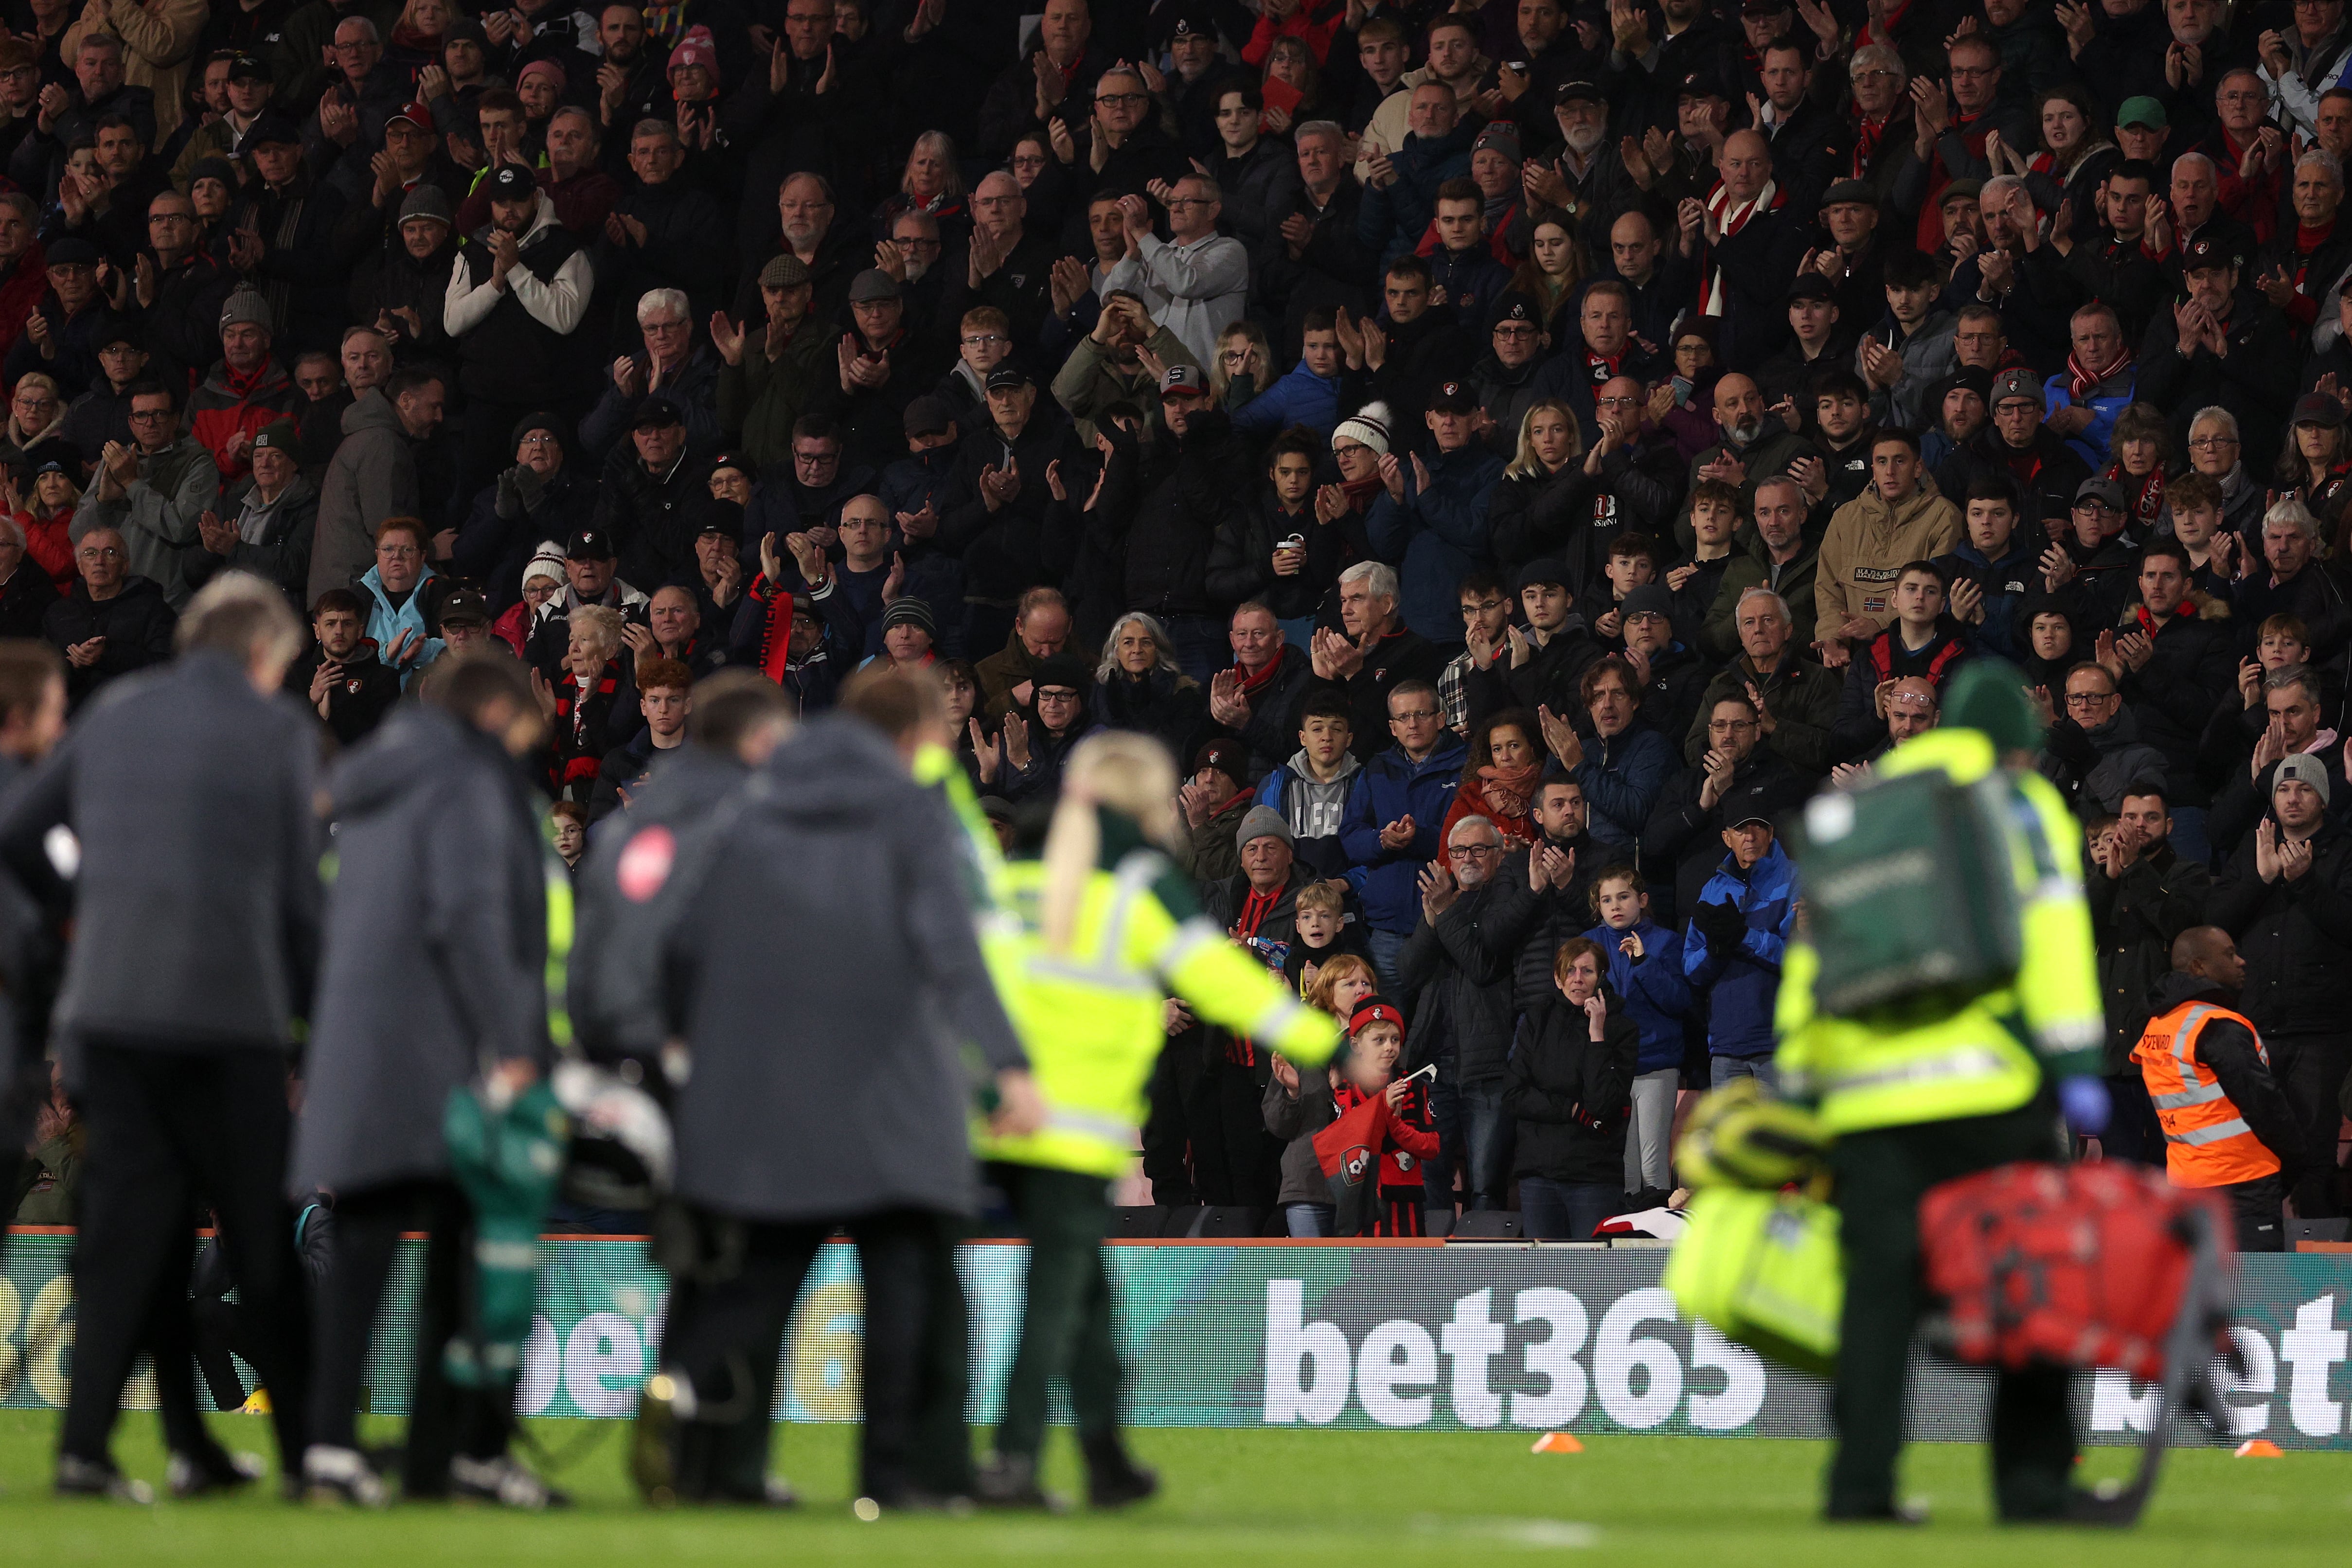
[[1235, 803, 1295, 853], [2275, 752, 2333, 807]]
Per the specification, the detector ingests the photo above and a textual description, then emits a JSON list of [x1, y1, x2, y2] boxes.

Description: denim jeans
[[1518, 1176, 1623, 1241], [1710, 1054, 1780, 1093], [1283, 1202, 1336, 1237], [1366, 927, 1408, 998], [1161, 614, 1228, 684], [1457, 1079, 1514, 1208]]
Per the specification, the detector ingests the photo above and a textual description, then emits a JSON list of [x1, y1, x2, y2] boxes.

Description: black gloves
[[1691, 898, 1747, 950]]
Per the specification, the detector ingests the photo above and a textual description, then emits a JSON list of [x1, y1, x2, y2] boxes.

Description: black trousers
[[2217, 1171, 2289, 1253], [2098, 1072, 2166, 1167], [62, 1042, 309, 1470], [656, 1207, 969, 1504], [2269, 1032, 2350, 1219], [1827, 1096, 2076, 1521], [308, 1180, 512, 1493], [986, 1163, 1123, 1461]]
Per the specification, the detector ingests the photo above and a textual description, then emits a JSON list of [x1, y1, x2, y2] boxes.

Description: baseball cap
[[1990, 367, 2042, 406], [1940, 178, 1984, 207], [1786, 272, 1834, 303], [1819, 178, 1875, 209], [1194, 738, 1251, 789], [1622, 584, 1676, 623], [631, 394, 685, 430], [227, 53, 271, 84], [902, 395, 955, 436], [2180, 233, 2236, 273], [1427, 380, 1479, 414], [2294, 391, 2348, 429], [847, 268, 901, 303], [243, 113, 301, 148], [2073, 475, 2128, 511], [1554, 79, 1605, 107], [1159, 363, 1209, 396], [389, 101, 434, 131], [1677, 70, 1729, 102], [1740, 0, 1791, 13], [2116, 95, 2167, 130], [759, 253, 811, 289], [438, 588, 490, 627], [486, 163, 537, 201], [566, 528, 616, 561], [984, 364, 1033, 392], [1726, 812, 1776, 831]]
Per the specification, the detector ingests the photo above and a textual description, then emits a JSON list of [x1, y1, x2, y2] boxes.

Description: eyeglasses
[[2188, 434, 2239, 448], [962, 334, 1010, 347], [1164, 196, 1217, 209], [1096, 91, 1150, 107], [79, 546, 123, 560], [792, 449, 838, 466], [1596, 394, 1641, 409], [1708, 719, 1760, 733], [2064, 691, 2118, 708], [1947, 64, 1997, 79], [1390, 709, 1439, 723], [1850, 68, 1901, 82], [896, 235, 942, 249], [126, 408, 173, 423], [1494, 324, 1538, 339], [377, 545, 422, 560], [1447, 843, 1501, 859]]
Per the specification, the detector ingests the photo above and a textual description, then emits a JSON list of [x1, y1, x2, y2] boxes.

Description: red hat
[[668, 24, 719, 76], [1349, 998, 1403, 1036], [389, 100, 433, 131]]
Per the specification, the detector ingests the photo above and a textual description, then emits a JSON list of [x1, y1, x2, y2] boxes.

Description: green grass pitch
[[0, 1411, 2349, 1565]]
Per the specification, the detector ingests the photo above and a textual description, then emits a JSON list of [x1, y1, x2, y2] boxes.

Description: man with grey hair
[[953, 168, 1056, 345], [1313, 558, 1448, 759], [1704, 477, 1821, 659], [1256, 119, 1370, 354], [0, 569, 319, 1500], [1100, 171, 1247, 366], [605, 115, 730, 330], [577, 285, 721, 460], [1687, 581, 1842, 778]]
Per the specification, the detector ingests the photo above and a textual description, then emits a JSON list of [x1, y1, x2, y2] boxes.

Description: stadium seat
[[1185, 1206, 1263, 1238], [1111, 1207, 1165, 1238], [2290, 1218, 2351, 1246]]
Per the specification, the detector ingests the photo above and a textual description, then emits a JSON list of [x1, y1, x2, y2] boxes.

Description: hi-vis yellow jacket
[[1775, 728, 2104, 1132]]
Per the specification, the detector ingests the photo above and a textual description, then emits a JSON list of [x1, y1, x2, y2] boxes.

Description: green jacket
[[717, 317, 837, 468], [1048, 327, 1197, 445]]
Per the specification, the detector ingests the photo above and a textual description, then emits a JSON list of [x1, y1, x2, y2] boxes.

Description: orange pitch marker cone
[[2234, 1440, 2284, 1458], [1530, 1432, 1584, 1454]]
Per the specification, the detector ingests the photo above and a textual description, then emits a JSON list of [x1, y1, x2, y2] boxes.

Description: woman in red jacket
[[10, 450, 79, 590], [1441, 707, 1545, 849]]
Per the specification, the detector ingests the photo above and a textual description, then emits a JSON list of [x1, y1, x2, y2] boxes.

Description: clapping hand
[[1379, 813, 1417, 852]]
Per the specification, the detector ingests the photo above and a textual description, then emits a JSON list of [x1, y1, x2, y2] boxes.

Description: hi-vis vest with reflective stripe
[[2131, 999, 2282, 1187], [1775, 729, 2104, 1133], [977, 853, 1341, 1178]]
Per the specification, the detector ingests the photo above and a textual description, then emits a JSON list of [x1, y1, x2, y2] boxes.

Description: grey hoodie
[[1263, 747, 1362, 877], [292, 703, 550, 1194], [310, 389, 423, 604], [74, 435, 219, 609]]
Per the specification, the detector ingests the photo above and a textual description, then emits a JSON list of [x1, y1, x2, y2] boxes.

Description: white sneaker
[[449, 1454, 569, 1510], [302, 1445, 388, 1508]]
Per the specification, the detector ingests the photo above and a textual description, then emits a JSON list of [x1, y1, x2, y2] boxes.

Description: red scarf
[[754, 574, 797, 684], [1235, 652, 1283, 700], [1852, 114, 1890, 178], [1585, 349, 1621, 385], [2104, 458, 2166, 530], [2134, 600, 2192, 638], [1339, 474, 1383, 508], [1476, 762, 1542, 823], [1226, 882, 1283, 1066], [2067, 344, 2129, 401]]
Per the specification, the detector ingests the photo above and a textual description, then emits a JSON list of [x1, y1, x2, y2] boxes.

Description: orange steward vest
[[2130, 999, 2282, 1187]]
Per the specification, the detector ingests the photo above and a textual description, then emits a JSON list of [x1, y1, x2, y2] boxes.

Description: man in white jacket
[[1101, 173, 1247, 368]]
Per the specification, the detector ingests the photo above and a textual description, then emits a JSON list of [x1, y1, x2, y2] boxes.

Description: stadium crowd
[[2, 0, 2350, 1257]]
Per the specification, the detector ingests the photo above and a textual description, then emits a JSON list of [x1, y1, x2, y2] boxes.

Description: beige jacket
[[69, 0, 207, 131], [1353, 55, 1492, 179], [1814, 472, 1962, 646]]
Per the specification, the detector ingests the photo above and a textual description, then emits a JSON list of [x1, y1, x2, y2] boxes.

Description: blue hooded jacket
[[1337, 732, 1468, 935], [1681, 839, 1800, 1060], [1584, 917, 1694, 1073], [357, 562, 445, 690], [1366, 441, 1500, 643]]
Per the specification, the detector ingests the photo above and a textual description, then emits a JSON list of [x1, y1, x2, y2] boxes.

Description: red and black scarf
[[552, 662, 620, 796], [1225, 883, 1283, 1066], [2104, 457, 2166, 530], [2067, 344, 2130, 401]]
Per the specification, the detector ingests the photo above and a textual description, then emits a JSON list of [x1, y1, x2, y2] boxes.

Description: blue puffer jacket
[[1337, 733, 1468, 935], [357, 562, 445, 690], [1681, 840, 1800, 1060], [1573, 724, 1676, 855], [1585, 918, 1694, 1073], [1230, 361, 1346, 435], [1366, 441, 1500, 643], [2041, 363, 2136, 469]]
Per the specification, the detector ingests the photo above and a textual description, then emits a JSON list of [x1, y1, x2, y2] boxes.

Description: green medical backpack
[[1663, 1188, 1844, 1376], [1786, 768, 2023, 1017]]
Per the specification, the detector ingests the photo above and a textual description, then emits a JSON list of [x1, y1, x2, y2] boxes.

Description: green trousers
[[987, 1162, 1124, 1460], [1827, 1093, 2078, 1521]]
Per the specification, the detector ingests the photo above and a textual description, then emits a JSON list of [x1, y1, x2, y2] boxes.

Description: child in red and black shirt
[[1336, 998, 1439, 1236]]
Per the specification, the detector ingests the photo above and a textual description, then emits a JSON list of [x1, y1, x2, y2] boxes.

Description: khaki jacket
[[1814, 472, 1961, 646]]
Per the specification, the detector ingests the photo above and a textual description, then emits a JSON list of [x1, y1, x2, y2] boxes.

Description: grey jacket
[[569, 742, 750, 1066], [636, 715, 1025, 1222], [292, 705, 550, 1194], [310, 390, 423, 604], [0, 650, 321, 1057], [75, 436, 220, 609]]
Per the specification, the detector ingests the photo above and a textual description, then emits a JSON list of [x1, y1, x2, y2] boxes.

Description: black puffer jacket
[[2113, 593, 2236, 809], [2088, 842, 2213, 1075], [1103, 408, 1255, 623], [1503, 984, 1639, 1186], [2207, 814, 2352, 1037], [1485, 460, 1604, 576], [1093, 662, 1209, 764], [1397, 873, 1538, 1087], [1498, 834, 1602, 1016]]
